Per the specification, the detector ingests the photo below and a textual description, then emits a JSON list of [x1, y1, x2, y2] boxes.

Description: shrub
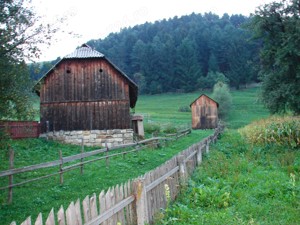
[[178, 106, 191, 112], [239, 116, 300, 148], [144, 123, 161, 135], [212, 82, 232, 119], [162, 124, 178, 134]]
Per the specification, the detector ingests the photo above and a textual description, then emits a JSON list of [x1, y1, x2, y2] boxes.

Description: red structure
[[0, 121, 40, 139]]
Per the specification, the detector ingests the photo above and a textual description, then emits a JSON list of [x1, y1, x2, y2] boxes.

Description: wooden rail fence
[[8, 125, 223, 225], [0, 129, 191, 204]]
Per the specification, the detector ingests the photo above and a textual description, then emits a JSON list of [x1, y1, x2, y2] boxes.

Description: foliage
[[178, 106, 191, 112], [162, 124, 178, 134], [248, 0, 300, 114], [144, 122, 161, 135], [239, 116, 300, 148], [197, 71, 229, 89], [86, 13, 260, 94], [0, 61, 37, 120], [156, 131, 300, 225], [212, 82, 232, 119], [0, 0, 62, 120]]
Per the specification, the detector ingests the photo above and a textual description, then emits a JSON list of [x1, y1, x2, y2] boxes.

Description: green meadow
[[3, 87, 297, 225], [154, 90, 300, 225]]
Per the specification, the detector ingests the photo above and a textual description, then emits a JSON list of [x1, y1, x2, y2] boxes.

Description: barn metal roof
[[64, 44, 104, 58]]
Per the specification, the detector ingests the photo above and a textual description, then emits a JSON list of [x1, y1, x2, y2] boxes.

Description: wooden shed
[[35, 44, 138, 133], [190, 94, 218, 129]]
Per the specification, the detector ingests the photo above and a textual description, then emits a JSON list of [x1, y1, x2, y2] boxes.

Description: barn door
[[200, 105, 207, 129]]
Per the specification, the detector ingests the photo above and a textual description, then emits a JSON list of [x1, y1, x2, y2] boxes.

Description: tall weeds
[[239, 116, 300, 148]]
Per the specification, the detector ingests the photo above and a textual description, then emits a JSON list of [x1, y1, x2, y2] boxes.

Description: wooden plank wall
[[191, 96, 218, 129], [40, 59, 131, 132], [40, 101, 130, 132]]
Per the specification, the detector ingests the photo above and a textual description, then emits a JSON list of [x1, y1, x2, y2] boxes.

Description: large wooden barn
[[35, 44, 138, 135], [190, 94, 219, 129]]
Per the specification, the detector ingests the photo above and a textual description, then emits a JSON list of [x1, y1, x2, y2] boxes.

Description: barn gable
[[190, 94, 219, 129], [35, 44, 138, 134], [36, 44, 138, 108]]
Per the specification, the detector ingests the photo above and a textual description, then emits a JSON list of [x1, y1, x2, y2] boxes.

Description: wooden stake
[[59, 150, 64, 184], [81, 139, 84, 175], [8, 146, 14, 204], [105, 142, 109, 167]]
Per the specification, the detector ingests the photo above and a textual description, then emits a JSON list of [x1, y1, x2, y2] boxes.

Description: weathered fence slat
[[66, 202, 78, 225], [20, 216, 31, 225], [134, 178, 149, 225], [75, 199, 83, 225], [57, 206, 66, 225], [90, 193, 98, 220], [86, 195, 135, 225], [34, 213, 42, 225], [82, 196, 90, 223], [145, 166, 179, 192], [45, 208, 55, 225]]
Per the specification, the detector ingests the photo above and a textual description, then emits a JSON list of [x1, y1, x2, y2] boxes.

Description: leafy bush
[[144, 123, 161, 135], [239, 116, 300, 148], [212, 81, 232, 119], [178, 106, 191, 112], [162, 124, 178, 134]]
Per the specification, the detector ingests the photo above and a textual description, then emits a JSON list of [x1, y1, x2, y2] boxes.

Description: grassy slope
[[1, 89, 218, 224], [155, 90, 300, 224], [0, 87, 275, 224]]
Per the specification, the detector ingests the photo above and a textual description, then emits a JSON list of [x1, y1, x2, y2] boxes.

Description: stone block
[[90, 134, 97, 139], [91, 130, 101, 134]]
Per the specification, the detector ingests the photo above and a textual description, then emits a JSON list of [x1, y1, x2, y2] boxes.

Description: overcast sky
[[32, 0, 276, 61]]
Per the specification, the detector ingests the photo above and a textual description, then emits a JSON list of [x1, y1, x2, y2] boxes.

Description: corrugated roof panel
[[64, 44, 104, 59]]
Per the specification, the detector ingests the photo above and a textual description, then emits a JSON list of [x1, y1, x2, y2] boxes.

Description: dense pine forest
[[30, 12, 261, 94]]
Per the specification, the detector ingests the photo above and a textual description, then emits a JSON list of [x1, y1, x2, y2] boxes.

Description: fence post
[[134, 178, 149, 225], [177, 155, 187, 186], [59, 150, 64, 184], [81, 139, 84, 175], [196, 143, 202, 165], [205, 139, 210, 154], [8, 147, 14, 204], [105, 142, 109, 167]]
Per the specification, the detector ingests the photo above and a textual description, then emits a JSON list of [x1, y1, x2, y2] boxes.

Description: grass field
[[0, 87, 271, 224], [153, 90, 300, 225], [135, 87, 268, 129]]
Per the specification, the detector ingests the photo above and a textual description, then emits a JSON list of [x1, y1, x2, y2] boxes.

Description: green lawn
[[135, 87, 268, 129], [0, 87, 271, 224], [154, 89, 300, 225]]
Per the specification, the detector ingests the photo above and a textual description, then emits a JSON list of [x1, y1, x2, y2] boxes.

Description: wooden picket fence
[[10, 125, 223, 225]]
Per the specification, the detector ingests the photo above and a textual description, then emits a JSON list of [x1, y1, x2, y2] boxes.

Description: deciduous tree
[[249, 0, 300, 114], [0, 0, 62, 119]]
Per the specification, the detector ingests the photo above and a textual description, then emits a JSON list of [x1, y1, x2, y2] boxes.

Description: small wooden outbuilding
[[35, 44, 138, 133], [190, 94, 218, 129]]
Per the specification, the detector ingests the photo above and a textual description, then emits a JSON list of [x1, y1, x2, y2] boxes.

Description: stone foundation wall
[[40, 129, 134, 147]]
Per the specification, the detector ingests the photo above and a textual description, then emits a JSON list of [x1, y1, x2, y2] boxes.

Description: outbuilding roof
[[190, 94, 219, 107]]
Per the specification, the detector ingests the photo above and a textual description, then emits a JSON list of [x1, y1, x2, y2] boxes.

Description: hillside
[[29, 13, 261, 94]]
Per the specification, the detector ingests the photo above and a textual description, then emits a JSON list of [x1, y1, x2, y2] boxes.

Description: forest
[[30, 12, 261, 94]]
